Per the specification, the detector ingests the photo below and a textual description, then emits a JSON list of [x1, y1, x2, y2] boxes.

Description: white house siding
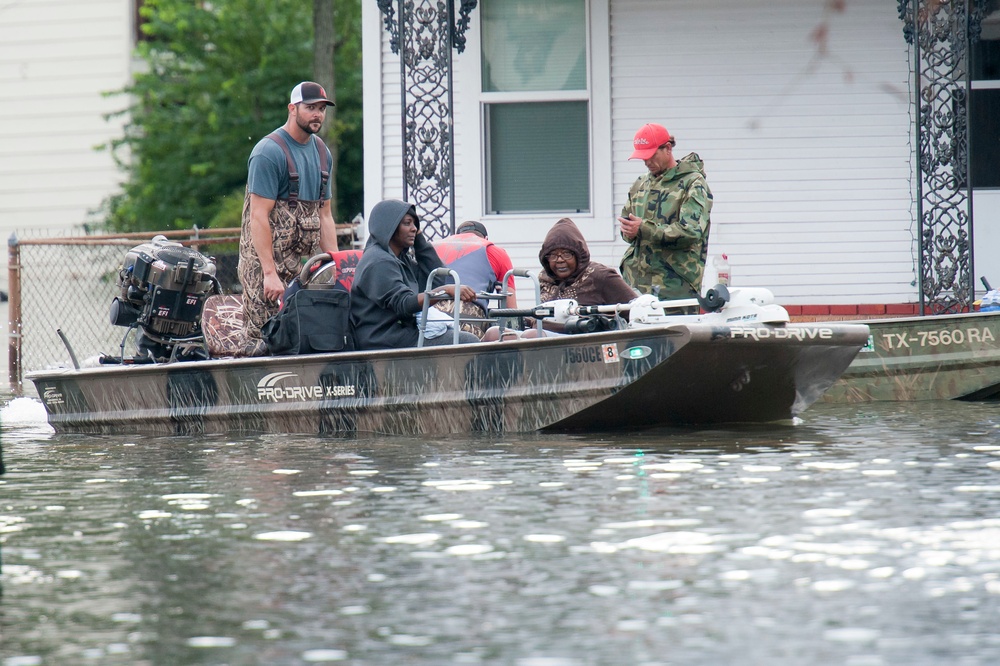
[[363, 0, 473, 235], [447, 1, 617, 274], [362, 1, 403, 224], [975, 192, 1000, 286], [0, 0, 133, 288], [364, 0, 915, 304], [610, 0, 915, 304], [364, 0, 617, 275]]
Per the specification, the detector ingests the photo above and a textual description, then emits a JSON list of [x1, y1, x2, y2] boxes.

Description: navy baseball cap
[[456, 221, 488, 238]]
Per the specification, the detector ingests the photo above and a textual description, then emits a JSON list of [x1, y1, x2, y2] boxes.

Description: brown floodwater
[[2, 394, 1000, 665]]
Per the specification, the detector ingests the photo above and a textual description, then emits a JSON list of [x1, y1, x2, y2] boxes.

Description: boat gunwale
[[26, 321, 871, 382]]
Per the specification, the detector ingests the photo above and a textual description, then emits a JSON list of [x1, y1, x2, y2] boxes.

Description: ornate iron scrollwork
[[897, 0, 988, 314], [376, 0, 399, 53], [453, 0, 478, 54], [377, 0, 479, 240]]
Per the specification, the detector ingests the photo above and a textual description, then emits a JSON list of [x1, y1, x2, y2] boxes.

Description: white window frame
[[452, 0, 613, 242]]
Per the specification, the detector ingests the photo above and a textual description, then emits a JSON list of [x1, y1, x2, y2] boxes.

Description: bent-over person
[[433, 220, 517, 336]]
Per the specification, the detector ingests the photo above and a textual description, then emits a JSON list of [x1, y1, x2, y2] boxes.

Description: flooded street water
[[2, 392, 1000, 665]]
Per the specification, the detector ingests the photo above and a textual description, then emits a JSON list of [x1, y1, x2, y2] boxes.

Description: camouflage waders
[[433, 299, 489, 337], [237, 190, 323, 350]]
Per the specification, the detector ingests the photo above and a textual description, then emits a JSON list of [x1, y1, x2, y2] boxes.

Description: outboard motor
[[110, 235, 219, 361]]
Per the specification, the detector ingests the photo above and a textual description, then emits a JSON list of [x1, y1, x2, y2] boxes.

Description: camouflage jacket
[[619, 153, 713, 300]]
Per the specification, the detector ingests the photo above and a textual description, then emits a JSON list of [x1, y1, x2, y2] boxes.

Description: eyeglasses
[[546, 250, 575, 262], [658, 142, 674, 151]]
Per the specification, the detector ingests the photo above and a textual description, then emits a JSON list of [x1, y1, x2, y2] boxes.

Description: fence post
[[7, 233, 22, 396]]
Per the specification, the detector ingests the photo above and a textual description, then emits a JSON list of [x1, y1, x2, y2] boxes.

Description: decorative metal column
[[898, 0, 987, 314], [377, 0, 478, 240]]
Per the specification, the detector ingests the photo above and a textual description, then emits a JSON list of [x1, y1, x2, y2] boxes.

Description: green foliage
[[101, 0, 363, 232]]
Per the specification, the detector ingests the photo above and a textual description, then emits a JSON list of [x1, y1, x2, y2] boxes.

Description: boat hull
[[30, 323, 869, 435], [821, 311, 1000, 402]]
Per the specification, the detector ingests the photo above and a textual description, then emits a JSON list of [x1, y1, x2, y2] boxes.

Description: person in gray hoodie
[[350, 199, 479, 350]]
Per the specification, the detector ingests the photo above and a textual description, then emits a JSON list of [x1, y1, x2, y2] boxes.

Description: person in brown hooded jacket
[[483, 218, 637, 341], [538, 218, 637, 305]]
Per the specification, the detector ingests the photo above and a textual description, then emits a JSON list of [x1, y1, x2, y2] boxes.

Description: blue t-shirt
[[246, 128, 333, 202]]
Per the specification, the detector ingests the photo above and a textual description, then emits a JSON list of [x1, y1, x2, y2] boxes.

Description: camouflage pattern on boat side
[[821, 311, 1000, 402], [30, 322, 870, 436]]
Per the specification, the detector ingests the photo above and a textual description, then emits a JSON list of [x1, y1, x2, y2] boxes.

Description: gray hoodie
[[349, 199, 445, 350]]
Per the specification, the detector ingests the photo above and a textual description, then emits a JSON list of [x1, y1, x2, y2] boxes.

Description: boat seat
[[328, 249, 363, 292], [202, 250, 364, 358], [202, 293, 245, 357]]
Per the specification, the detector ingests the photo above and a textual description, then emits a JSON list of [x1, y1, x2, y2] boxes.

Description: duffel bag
[[261, 288, 354, 355]]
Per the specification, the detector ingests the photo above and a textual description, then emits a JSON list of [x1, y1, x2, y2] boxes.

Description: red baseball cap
[[629, 123, 672, 160]]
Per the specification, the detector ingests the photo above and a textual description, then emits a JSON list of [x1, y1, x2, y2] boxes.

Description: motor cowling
[[110, 235, 218, 345]]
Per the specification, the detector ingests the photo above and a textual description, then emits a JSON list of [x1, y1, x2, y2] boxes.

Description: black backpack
[[261, 264, 355, 355]]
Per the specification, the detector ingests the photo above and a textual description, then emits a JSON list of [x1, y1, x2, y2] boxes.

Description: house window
[[481, 0, 590, 214], [970, 2, 1000, 188], [970, 88, 999, 189]]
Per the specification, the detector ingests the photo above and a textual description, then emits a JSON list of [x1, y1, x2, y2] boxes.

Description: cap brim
[[629, 147, 658, 160], [301, 98, 335, 106]]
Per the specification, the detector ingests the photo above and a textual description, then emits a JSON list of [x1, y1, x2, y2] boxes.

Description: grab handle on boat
[[418, 267, 462, 347], [498, 268, 543, 335], [300, 253, 333, 283], [56, 328, 81, 370]]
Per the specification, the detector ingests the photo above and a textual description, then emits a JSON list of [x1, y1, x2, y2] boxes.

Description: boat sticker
[[564, 345, 608, 364], [256, 372, 355, 402], [42, 386, 65, 405], [860, 335, 875, 353], [730, 326, 833, 340], [603, 343, 620, 363], [725, 313, 760, 323], [879, 326, 995, 349], [623, 345, 651, 360]]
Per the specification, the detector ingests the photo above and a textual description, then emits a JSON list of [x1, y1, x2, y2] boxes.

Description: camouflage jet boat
[[820, 311, 1000, 403], [29, 286, 869, 436]]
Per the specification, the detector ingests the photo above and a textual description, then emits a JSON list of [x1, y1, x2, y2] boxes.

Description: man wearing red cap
[[617, 123, 713, 310], [237, 81, 341, 356]]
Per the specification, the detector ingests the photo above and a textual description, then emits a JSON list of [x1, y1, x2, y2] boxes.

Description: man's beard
[[296, 115, 320, 135]]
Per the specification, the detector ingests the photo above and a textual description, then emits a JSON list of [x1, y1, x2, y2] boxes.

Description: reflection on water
[[2, 397, 1000, 665]]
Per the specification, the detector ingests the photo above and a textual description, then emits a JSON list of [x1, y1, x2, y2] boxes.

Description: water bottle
[[713, 253, 730, 287], [981, 289, 1000, 312]]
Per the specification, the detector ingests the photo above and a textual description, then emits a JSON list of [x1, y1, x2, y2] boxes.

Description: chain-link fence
[[7, 228, 243, 395], [7, 224, 363, 394]]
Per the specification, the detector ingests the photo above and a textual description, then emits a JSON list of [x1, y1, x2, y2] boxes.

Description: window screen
[[971, 22, 1000, 188], [486, 102, 590, 213], [481, 0, 586, 93], [481, 0, 589, 213]]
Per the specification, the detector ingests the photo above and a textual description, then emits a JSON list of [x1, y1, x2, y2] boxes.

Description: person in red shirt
[[433, 221, 518, 336]]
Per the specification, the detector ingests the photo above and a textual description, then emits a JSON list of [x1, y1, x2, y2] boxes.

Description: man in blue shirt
[[237, 81, 341, 356]]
